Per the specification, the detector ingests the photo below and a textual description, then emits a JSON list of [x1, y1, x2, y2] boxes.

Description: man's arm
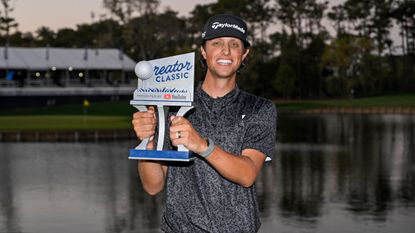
[[169, 116, 267, 187], [138, 160, 168, 195], [205, 147, 266, 187], [132, 107, 168, 195]]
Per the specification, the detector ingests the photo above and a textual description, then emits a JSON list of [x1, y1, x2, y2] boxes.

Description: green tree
[[343, 0, 372, 37], [273, 0, 328, 98], [342, 0, 394, 55], [86, 19, 122, 48], [270, 31, 300, 98], [321, 36, 359, 96], [303, 34, 327, 98], [76, 21, 123, 48], [103, 0, 159, 23], [321, 35, 387, 97], [327, 4, 347, 37], [53, 28, 79, 47], [35, 26, 55, 46], [7, 31, 35, 47], [392, 0, 415, 55], [0, 0, 18, 44], [123, 10, 189, 60], [326, 0, 398, 95], [245, 0, 274, 43], [391, 0, 415, 91], [273, 62, 296, 99], [368, 0, 394, 56], [274, 0, 327, 46]]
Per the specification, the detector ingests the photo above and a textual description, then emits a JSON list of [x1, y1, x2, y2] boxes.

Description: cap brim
[[202, 34, 250, 48]]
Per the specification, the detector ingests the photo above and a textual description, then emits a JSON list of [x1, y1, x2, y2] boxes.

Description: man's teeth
[[217, 59, 232, 65]]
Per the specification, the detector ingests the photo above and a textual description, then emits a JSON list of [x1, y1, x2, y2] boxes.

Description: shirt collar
[[196, 82, 240, 110]]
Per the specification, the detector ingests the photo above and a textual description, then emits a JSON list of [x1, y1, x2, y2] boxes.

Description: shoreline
[[1, 107, 414, 142], [0, 129, 136, 142], [297, 107, 415, 114]]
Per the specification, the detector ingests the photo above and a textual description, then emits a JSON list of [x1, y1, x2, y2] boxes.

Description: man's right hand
[[132, 106, 157, 150]]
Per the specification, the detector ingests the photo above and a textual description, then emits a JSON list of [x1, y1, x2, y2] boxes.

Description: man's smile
[[217, 59, 232, 65]]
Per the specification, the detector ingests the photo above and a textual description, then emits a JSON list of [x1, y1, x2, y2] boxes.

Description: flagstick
[[83, 99, 89, 126], [83, 106, 87, 126]]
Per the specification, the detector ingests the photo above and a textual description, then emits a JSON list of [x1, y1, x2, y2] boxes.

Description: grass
[[0, 115, 132, 132], [0, 100, 136, 116], [275, 93, 415, 112], [0, 101, 135, 131], [0, 93, 414, 131]]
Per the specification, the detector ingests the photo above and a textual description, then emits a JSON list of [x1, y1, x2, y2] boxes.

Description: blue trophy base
[[129, 149, 195, 162]]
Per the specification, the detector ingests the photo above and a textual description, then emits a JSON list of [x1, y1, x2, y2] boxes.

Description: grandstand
[[0, 46, 137, 108]]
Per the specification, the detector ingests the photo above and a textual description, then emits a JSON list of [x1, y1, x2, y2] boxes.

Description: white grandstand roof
[[0, 47, 136, 71]]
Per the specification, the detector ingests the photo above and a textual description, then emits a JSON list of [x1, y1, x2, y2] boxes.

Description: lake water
[[1, 114, 414, 233]]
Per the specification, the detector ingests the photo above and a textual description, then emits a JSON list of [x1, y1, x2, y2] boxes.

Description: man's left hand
[[169, 116, 208, 154]]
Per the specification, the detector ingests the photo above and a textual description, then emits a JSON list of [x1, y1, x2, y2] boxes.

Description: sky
[[10, 0, 399, 46], [12, 0, 216, 33]]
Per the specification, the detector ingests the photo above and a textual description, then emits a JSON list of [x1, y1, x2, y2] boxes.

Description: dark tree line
[[1, 0, 414, 99]]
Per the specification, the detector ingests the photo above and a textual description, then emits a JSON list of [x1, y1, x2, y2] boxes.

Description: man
[[132, 14, 277, 233]]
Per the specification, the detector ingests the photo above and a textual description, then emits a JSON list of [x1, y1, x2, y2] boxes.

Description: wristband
[[199, 138, 215, 158]]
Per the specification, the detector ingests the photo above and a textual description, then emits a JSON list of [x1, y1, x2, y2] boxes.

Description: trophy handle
[[134, 105, 150, 150], [176, 106, 194, 152], [156, 105, 169, 151]]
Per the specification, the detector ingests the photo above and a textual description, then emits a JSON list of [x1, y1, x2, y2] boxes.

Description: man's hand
[[132, 106, 157, 150], [169, 115, 208, 154]]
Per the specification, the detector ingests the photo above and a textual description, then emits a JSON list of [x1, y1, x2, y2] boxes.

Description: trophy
[[129, 52, 195, 161]]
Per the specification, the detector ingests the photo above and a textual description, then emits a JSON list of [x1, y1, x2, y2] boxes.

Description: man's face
[[201, 37, 249, 79]]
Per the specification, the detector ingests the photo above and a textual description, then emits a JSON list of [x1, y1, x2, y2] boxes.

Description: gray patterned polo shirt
[[160, 84, 277, 233]]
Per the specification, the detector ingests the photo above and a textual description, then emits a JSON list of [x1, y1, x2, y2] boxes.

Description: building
[[0, 47, 137, 108]]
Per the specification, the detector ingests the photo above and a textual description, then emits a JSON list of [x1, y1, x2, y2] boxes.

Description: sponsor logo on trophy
[[129, 52, 195, 161]]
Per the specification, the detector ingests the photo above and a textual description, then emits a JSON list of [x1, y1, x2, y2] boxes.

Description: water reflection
[[0, 144, 21, 233], [0, 142, 165, 233], [258, 114, 415, 233], [0, 114, 414, 233]]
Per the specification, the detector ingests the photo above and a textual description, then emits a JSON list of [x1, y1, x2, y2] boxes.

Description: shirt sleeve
[[242, 100, 277, 159]]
